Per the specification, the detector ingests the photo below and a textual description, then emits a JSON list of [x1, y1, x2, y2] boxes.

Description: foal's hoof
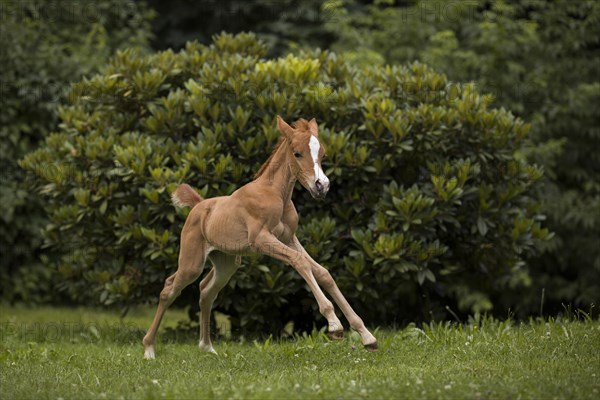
[[364, 342, 378, 352], [327, 330, 344, 341]]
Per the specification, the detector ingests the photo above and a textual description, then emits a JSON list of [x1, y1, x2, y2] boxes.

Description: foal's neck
[[255, 140, 295, 203]]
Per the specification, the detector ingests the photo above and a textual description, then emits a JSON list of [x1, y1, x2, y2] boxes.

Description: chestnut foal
[[143, 116, 377, 359]]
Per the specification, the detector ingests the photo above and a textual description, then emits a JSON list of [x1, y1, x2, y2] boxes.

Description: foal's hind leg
[[198, 253, 239, 354], [143, 227, 209, 359]]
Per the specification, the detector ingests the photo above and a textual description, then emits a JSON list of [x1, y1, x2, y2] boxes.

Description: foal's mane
[[253, 119, 310, 180], [291, 118, 310, 131]]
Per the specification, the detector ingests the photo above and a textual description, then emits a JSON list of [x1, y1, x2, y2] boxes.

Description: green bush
[[0, 0, 153, 302], [327, 0, 600, 316], [21, 33, 548, 330]]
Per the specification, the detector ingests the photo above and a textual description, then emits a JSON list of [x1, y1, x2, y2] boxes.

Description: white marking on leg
[[329, 321, 343, 332], [144, 346, 155, 360], [199, 341, 218, 355]]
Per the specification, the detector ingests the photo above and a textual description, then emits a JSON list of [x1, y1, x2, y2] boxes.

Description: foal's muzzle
[[312, 178, 330, 200]]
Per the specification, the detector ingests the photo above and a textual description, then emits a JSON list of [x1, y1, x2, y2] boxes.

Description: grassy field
[[1, 305, 599, 399]]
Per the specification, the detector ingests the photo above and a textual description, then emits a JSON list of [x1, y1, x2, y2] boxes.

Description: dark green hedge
[[21, 33, 548, 331], [0, 0, 153, 303]]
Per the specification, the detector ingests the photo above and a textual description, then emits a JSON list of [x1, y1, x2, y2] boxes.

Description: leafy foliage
[[0, 0, 153, 302], [327, 0, 600, 316], [141, 0, 334, 56], [524, 1, 600, 312], [20, 33, 548, 330]]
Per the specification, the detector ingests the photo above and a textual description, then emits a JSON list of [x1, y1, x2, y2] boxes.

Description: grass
[[1, 305, 599, 399]]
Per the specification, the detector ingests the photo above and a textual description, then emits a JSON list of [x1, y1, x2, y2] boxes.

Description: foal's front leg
[[288, 236, 377, 351], [253, 231, 375, 350], [285, 239, 343, 339]]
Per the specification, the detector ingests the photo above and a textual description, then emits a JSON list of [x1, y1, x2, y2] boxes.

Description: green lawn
[[1, 305, 598, 399]]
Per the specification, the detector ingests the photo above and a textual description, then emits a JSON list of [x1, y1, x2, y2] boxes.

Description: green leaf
[[477, 216, 488, 237], [99, 200, 108, 215]]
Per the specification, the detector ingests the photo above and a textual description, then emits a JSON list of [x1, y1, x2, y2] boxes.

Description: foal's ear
[[276, 115, 294, 140], [308, 118, 318, 136]]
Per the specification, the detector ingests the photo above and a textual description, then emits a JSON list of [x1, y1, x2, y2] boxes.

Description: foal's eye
[[294, 151, 302, 158]]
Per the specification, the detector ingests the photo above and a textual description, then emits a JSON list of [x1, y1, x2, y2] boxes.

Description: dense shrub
[[21, 33, 548, 331], [327, 0, 600, 316], [0, 0, 153, 302]]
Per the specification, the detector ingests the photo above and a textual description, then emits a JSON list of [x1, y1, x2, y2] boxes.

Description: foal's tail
[[171, 183, 204, 208]]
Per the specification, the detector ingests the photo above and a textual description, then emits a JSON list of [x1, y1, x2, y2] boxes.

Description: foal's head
[[277, 115, 330, 199]]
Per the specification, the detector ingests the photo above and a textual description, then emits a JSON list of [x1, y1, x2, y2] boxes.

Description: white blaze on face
[[309, 135, 329, 187]]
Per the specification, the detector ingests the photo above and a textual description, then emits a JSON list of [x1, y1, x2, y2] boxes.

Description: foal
[[143, 116, 377, 358]]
